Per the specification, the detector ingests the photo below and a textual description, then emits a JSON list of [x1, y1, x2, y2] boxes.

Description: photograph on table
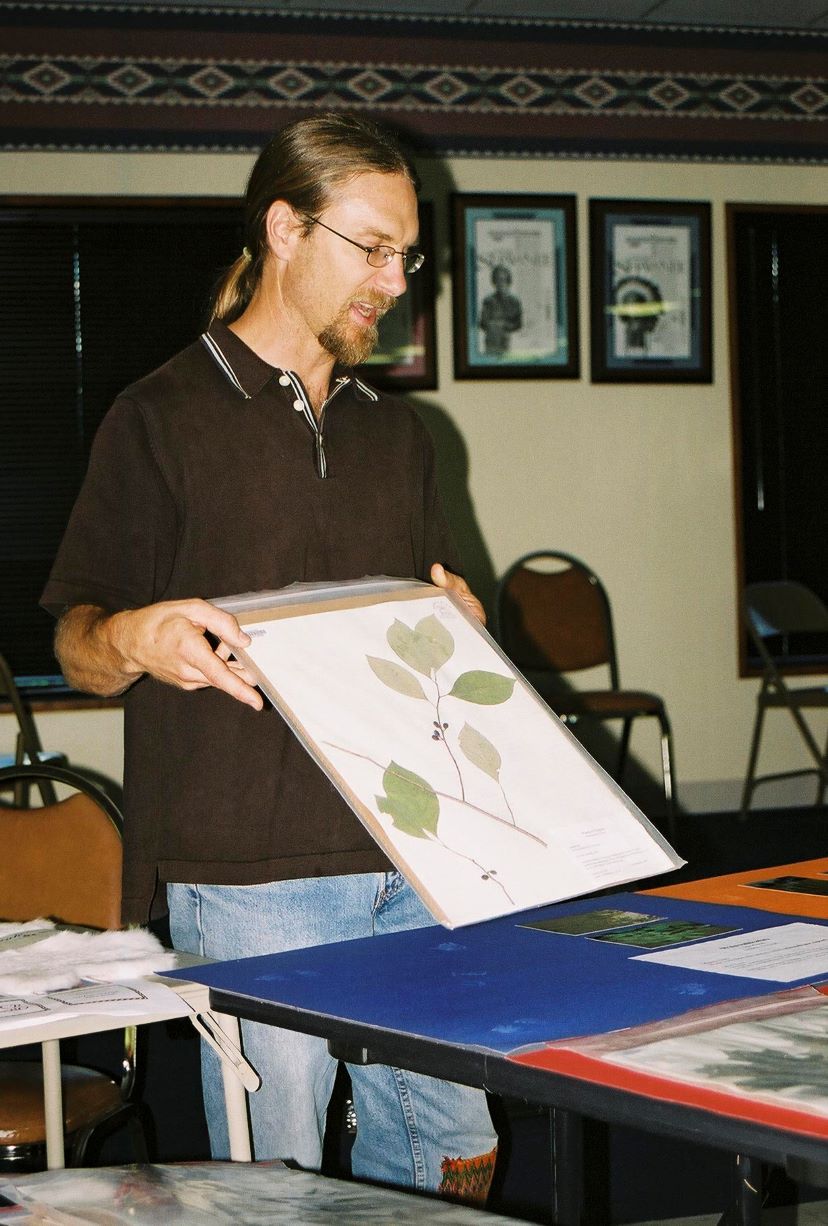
[[589, 199, 711, 383], [451, 193, 579, 380]]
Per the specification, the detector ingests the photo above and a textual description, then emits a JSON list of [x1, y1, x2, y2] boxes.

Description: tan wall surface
[[2, 150, 825, 811]]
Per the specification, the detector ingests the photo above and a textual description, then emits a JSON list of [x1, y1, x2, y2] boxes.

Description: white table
[[0, 959, 252, 1169]]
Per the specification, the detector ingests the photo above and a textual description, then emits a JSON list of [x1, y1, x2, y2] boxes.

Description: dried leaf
[[448, 670, 515, 705], [376, 761, 440, 839], [366, 655, 427, 700], [387, 615, 454, 677], [458, 722, 501, 781]]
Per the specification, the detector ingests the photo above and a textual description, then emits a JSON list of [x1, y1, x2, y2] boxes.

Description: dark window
[[0, 199, 242, 695], [727, 205, 828, 675]]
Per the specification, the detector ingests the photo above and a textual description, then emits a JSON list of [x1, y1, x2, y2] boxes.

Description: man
[[41, 113, 498, 1202]]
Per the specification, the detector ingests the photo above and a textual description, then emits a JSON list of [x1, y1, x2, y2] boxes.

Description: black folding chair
[[740, 581, 828, 817]]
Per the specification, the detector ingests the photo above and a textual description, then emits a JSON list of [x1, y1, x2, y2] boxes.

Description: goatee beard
[[318, 295, 395, 367], [318, 319, 378, 367]]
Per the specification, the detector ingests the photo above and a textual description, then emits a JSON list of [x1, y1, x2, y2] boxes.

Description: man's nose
[[373, 255, 408, 298]]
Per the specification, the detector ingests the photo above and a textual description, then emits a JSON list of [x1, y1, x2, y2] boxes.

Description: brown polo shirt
[[42, 320, 460, 923]]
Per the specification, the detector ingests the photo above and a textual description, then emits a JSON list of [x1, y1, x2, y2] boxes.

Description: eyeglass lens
[[367, 248, 424, 274]]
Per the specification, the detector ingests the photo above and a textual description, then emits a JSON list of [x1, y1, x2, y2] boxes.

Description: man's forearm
[[54, 604, 143, 697]]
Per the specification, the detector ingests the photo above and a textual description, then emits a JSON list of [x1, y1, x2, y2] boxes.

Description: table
[[169, 864, 828, 1225], [0, 953, 252, 1169]]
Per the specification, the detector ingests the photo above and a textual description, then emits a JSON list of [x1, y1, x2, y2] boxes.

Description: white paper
[[0, 919, 56, 947], [235, 586, 681, 927], [634, 922, 828, 983], [0, 978, 189, 1035]]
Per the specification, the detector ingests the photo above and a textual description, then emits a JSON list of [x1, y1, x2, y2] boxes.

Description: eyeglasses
[[301, 213, 425, 275]]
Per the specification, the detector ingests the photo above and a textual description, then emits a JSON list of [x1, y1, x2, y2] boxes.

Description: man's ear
[[264, 200, 303, 261]]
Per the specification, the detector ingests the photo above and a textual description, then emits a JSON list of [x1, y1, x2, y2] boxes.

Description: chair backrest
[[744, 581, 828, 672], [495, 551, 620, 687], [744, 581, 828, 640], [0, 764, 123, 930]]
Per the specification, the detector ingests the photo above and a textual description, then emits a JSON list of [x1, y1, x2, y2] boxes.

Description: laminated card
[[213, 578, 683, 928]]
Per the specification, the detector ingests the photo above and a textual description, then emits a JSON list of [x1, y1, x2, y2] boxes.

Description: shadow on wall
[[407, 396, 678, 841], [411, 395, 498, 618], [402, 145, 677, 842]]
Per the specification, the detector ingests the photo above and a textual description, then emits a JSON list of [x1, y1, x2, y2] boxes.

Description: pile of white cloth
[[0, 921, 177, 994]]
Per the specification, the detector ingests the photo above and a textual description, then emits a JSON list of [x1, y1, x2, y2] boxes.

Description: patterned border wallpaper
[[2, 4, 826, 161]]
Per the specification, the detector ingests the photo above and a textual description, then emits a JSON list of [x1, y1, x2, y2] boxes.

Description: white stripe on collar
[[354, 377, 379, 401], [200, 332, 251, 399], [201, 331, 377, 409]]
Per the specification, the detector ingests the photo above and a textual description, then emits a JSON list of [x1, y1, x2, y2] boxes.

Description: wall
[[1, 149, 825, 812]]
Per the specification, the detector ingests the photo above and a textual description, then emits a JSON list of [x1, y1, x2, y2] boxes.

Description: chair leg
[[657, 713, 677, 844], [815, 727, 828, 807], [126, 1107, 152, 1163], [616, 718, 633, 785], [740, 704, 766, 821], [786, 701, 828, 780], [70, 1104, 151, 1167]]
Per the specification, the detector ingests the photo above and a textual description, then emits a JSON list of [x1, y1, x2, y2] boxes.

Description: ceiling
[[46, 0, 828, 33], [253, 0, 828, 32]]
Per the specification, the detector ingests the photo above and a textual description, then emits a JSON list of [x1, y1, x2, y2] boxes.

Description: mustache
[[351, 291, 397, 319]]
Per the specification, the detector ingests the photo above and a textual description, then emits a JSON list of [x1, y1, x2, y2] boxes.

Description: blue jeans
[[167, 873, 497, 1200]]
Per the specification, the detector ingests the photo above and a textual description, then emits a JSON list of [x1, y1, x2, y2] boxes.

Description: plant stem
[[324, 741, 547, 847], [433, 681, 465, 801], [429, 834, 516, 905]]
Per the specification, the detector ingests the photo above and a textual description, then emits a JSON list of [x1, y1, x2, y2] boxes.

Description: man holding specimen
[[42, 113, 497, 1202]]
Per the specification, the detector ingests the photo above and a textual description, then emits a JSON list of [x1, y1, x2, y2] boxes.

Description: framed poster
[[590, 199, 712, 383], [451, 193, 579, 380], [357, 201, 437, 391]]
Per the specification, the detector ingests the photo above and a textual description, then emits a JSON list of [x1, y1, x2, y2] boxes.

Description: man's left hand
[[430, 563, 486, 625]]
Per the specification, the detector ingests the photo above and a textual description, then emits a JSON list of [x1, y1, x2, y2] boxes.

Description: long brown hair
[[212, 113, 418, 322]]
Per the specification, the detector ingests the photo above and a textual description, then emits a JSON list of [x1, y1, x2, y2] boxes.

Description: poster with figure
[[452, 194, 579, 379], [589, 199, 712, 383], [473, 217, 549, 360], [213, 579, 682, 928], [610, 222, 691, 360]]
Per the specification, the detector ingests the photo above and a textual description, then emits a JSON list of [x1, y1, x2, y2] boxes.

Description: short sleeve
[[40, 395, 177, 617]]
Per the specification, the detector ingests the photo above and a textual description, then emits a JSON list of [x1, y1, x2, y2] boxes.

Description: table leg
[[550, 1107, 583, 1226], [733, 1154, 762, 1226], [41, 1039, 65, 1169], [717, 1154, 762, 1226], [215, 1012, 252, 1161]]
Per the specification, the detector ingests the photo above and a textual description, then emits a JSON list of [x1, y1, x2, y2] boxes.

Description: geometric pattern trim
[[2, 6, 826, 163]]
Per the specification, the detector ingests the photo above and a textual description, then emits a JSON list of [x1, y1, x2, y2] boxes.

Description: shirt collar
[[201, 318, 377, 403]]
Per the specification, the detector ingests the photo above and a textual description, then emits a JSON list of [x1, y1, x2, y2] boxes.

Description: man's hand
[[56, 599, 264, 709], [115, 600, 263, 707], [430, 563, 486, 625]]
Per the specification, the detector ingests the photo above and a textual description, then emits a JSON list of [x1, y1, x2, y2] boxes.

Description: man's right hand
[[55, 599, 264, 709]]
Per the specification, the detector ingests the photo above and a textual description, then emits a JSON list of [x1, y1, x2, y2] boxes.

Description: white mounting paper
[[214, 579, 682, 928]]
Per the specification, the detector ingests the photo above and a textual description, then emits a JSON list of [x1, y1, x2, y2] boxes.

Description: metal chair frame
[[740, 581, 828, 818], [0, 762, 149, 1171], [0, 654, 67, 806], [495, 550, 676, 836]]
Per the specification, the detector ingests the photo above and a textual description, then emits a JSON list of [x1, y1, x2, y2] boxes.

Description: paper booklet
[[212, 578, 683, 929]]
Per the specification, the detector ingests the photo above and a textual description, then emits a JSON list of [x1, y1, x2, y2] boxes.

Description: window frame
[[0, 194, 244, 703]]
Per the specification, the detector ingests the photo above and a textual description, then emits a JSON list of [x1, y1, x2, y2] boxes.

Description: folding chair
[[740, 581, 828, 817]]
